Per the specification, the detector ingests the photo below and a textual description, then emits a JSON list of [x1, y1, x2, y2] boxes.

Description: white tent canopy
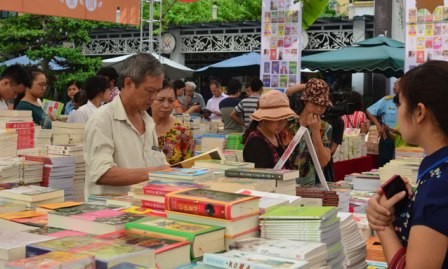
[[102, 53, 193, 79]]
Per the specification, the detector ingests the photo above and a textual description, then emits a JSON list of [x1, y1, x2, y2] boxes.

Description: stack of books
[[200, 134, 227, 152], [148, 168, 214, 183], [22, 160, 44, 185], [47, 204, 146, 235], [344, 172, 381, 192], [327, 181, 352, 212], [33, 127, 52, 153], [295, 187, 339, 207], [230, 237, 327, 268], [225, 168, 299, 195], [197, 177, 277, 193], [338, 212, 367, 269], [51, 121, 85, 145], [202, 250, 311, 269], [0, 200, 26, 214], [95, 230, 191, 269], [0, 230, 53, 268], [366, 236, 386, 262], [349, 191, 375, 214], [26, 236, 153, 268], [378, 158, 420, 186], [20, 155, 76, 201], [352, 213, 372, 240], [0, 157, 21, 184], [0, 185, 64, 208], [4, 121, 35, 150], [126, 217, 226, 260], [259, 206, 345, 269], [0, 130, 18, 158], [128, 180, 203, 212], [164, 188, 261, 250], [395, 146, 424, 159], [5, 251, 95, 269], [45, 144, 86, 202], [225, 133, 244, 150]]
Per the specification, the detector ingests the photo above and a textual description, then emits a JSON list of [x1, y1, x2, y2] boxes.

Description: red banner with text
[[0, 0, 140, 25]]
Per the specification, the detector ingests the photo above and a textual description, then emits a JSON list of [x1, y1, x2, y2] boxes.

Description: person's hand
[[48, 113, 57, 121], [366, 188, 407, 231], [377, 125, 387, 139], [184, 95, 192, 106], [308, 113, 321, 134]]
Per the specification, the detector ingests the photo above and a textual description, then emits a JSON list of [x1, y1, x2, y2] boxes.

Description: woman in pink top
[[341, 91, 369, 133]]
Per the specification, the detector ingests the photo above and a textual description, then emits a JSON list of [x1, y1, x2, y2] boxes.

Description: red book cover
[[16, 128, 35, 136], [140, 200, 165, 210], [165, 188, 260, 220], [5, 122, 35, 129], [17, 134, 34, 142]]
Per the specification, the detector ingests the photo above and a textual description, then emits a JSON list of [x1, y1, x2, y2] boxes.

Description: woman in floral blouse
[[149, 80, 195, 165]]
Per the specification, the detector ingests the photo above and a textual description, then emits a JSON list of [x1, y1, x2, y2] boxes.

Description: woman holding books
[[149, 80, 195, 165], [243, 90, 297, 168], [14, 68, 54, 129], [367, 60, 448, 269]]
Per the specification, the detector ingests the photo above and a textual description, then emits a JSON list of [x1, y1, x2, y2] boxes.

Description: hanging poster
[[0, 0, 140, 25], [261, 0, 302, 91], [405, 0, 448, 71]]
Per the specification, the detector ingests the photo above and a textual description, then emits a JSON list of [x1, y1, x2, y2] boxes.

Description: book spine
[[143, 187, 173, 196], [5, 122, 35, 129], [165, 196, 230, 219], [16, 128, 35, 136], [45, 149, 71, 156], [139, 200, 165, 210], [225, 170, 281, 180]]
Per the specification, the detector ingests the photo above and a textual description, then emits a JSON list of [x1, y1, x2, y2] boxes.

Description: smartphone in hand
[[381, 175, 410, 214]]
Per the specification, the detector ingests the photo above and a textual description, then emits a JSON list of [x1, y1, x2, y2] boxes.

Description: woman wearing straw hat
[[281, 78, 333, 186], [242, 90, 298, 168]]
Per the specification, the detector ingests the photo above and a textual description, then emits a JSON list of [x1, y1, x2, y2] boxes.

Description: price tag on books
[[274, 126, 330, 191]]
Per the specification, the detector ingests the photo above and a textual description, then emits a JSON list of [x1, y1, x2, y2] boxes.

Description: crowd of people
[[0, 54, 446, 267]]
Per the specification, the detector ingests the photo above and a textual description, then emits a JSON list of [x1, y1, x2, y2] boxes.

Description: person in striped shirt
[[231, 78, 263, 128], [341, 91, 369, 133]]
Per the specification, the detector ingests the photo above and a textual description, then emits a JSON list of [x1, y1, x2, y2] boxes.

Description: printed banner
[[405, 0, 448, 71], [0, 0, 140, 25], [260, 0, 302, 91]]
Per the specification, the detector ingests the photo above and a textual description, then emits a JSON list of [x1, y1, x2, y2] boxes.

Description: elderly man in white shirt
[[84, 53, 169, 198], [68, 76, 110, 123], [205, 80, 228, 120]]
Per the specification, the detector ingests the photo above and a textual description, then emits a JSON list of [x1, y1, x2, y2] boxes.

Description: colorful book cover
[[42, 99, 64, 117], [165, 188, 259, 219], [6, 251, 95, 269], [13, 215, 48, 227], [95, 230, 190, 254], [27, 236, 104, 253], [149, 168, 210, 179], [0, 185, 63, 202], [49, 204, 117, 217], [38, 201, 83, 210], [70, 242, 149, 262], [125, 217, 223, 242], [0, 211, 45, 220]]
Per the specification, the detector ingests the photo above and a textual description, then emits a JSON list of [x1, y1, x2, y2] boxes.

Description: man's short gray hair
[[185, 81, 197, 90], [119, 53, 164, 87]]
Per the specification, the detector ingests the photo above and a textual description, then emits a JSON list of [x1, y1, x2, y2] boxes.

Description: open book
[[171, 148, 225, 168]]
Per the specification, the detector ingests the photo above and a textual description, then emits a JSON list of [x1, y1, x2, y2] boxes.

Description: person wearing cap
[[242, 90, 297, 168], [282, 78, 333, 186]]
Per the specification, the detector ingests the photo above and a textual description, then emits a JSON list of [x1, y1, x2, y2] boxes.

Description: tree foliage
[[0, 14, 103, 100]]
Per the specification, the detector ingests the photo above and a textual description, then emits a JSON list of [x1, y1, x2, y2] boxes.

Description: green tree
[[0, 14, 103, 101]]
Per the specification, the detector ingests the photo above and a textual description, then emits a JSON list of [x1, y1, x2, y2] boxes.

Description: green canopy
[[301, 35, 405, 78]]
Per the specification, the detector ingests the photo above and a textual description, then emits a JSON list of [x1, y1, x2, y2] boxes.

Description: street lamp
[[212, 1, 218, 20]]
